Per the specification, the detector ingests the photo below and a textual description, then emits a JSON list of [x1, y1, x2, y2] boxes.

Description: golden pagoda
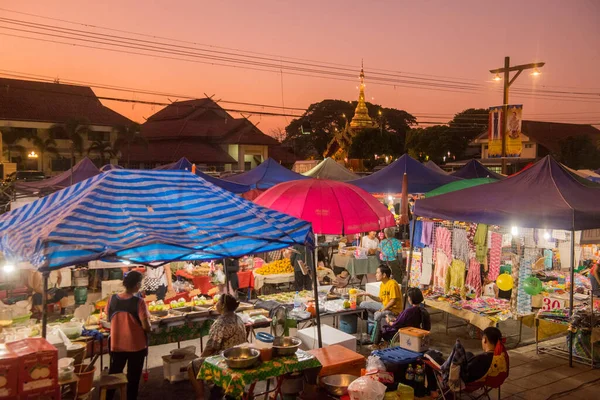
[[350, 61, 378, 129]]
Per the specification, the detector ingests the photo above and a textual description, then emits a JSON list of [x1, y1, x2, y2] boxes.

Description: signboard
[[488, 104, 523, 158], [541, 296, 565, 311]]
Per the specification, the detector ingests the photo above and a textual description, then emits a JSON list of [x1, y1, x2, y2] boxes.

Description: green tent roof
[[424, 177, 497, 198]]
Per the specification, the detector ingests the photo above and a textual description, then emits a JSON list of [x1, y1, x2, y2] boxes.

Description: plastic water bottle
[[414, 363, 425, 397], [405, 364, 415, 386], [293, 291, 301, 309]]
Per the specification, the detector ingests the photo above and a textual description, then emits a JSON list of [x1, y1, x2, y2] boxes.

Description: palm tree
[[49, 118, 90, 185], [31, 135, 59, 174], [114, 123, 146, 168], [87, 140, 116, 166], [1, 127, 34, 163]]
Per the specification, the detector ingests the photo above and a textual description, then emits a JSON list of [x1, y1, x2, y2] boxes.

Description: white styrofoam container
[[297, 324, 356, 352], [365, 282, 382, 297], [162, 353, 198, 383], [398, 327, 430, 353]]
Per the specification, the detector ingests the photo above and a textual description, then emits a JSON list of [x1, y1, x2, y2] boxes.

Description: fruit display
[[258, 290, 312, 303], [192, 296, 214, 306], [169, 299, 188, 309], [148, 300, 166, 312], [191, 266, 211, 277], [254, 258, 293, 275]]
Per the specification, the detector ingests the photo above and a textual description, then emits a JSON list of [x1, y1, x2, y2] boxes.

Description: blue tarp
[[225, 158, 308, 190], [350, 154, 461, 194], [414, 156, 600, 231], [450, 159, 505, 180], [0, 169, 313, 269], [155, 157, 250, 194]]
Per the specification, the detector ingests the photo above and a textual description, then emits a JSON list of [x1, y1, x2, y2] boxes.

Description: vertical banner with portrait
[[505, 104, 523, 157], [488, 106, 503, 158]]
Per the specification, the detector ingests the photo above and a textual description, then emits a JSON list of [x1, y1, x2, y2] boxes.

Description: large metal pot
[[272, 336, 301, 357], [321, 374, 359, 396], [222, 347, 260, 369]]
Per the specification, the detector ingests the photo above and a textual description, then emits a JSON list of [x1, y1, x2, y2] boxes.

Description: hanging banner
[[488, 106, 503, 158], [505, 104, 523, 157], [488, 104, 523, 158]]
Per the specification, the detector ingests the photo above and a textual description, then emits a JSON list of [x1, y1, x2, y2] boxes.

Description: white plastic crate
[[398, 327, 430, 353], [162, 353, 197, 383]]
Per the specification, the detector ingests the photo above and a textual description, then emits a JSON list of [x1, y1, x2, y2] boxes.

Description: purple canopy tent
[[225, 157, 308, 190], [349, 154, 461, 194], [450, 159, 505, 180], [16, 157, 100, 196], [414, 155, 600, 366]]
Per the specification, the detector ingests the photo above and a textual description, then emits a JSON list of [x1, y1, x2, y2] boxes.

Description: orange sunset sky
[[1, 0, 599, 135]]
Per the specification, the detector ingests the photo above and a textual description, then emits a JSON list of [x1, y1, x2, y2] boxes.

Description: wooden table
[[307, 344, 365, 377]]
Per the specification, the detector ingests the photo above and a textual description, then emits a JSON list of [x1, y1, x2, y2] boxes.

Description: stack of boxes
[[0, 338, 59, 400]]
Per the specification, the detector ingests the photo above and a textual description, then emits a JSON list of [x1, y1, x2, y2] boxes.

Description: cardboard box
[[6, 339, 58, 394], [18, 386, 59, 400], [0, 344, 19, 398], [398, 327, 430, 353], [162, 353, 197, 383]]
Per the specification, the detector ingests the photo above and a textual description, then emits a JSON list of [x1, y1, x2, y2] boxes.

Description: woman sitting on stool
[[380, 287, 431, 344]]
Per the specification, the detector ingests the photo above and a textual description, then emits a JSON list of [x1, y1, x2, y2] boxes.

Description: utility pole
[[489, 57, 545, 174]]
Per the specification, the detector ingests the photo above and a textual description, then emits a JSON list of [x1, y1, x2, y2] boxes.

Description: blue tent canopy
[[424, 160, 448, 175], [225, 158, 308, 190], [450, 159, 505, 180], [0, 170, 313, 269], [155, 157, 250, 194], [414, 156, 600, 231], [350, 154, 461, 194]]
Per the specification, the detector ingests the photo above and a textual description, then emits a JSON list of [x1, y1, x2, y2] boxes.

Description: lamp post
[[489, 57, 544, 174]]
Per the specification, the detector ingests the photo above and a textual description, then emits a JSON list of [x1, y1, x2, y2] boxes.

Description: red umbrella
[[254, 179, 395, 235]]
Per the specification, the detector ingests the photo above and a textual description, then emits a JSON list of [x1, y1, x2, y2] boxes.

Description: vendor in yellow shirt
[[359, 265, 403, 348]]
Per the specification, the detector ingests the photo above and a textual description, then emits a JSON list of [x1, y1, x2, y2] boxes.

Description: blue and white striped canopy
[[0, 169, 313, 270]]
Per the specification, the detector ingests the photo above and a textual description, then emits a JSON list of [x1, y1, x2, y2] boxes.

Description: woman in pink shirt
[[106, 271, 151, 400]]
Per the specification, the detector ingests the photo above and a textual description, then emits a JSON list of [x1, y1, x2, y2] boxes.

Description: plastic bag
[[348, 376, 387, 400], [366, 355, 386, 373]]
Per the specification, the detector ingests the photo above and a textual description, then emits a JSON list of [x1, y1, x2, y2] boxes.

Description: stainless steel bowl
[[321, 374, 359, 396], [272, 336, 301, 357], [222, 347, 260, 369]]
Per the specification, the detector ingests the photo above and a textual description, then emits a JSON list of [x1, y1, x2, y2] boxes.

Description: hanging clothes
[[452, 228, 469, 264], [544, 249, 553, 270], [465, 257, 482, 297], [466, 223, 477, 252], [435, 226, 452, 259], [411, 220, 425, 248], [421, 221, 434, 246], [474, 224, 488, 263], [488, 232, 502, 281], [502, 234, 513, 248], [445, 259, 466, 293], [434, 251, 450, 290], [421, 247, 433, 285]]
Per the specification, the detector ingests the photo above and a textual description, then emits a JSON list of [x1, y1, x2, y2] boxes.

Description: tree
[[31, 135, 59, 174], [553, 135, 600, 170], [1, 127, 34, 162], [114, 123, 146, 168], [348, 128, 404, 160], [87, 140, 117, 166], [282, 99, 416, 159]]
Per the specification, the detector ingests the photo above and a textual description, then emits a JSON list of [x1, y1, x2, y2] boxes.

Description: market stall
[[0, 169, 314, 338], [302, 157, 359, 181], [332, 253, 381, 277], [414, 155, 600, 366], [450, 159, 506, 180]]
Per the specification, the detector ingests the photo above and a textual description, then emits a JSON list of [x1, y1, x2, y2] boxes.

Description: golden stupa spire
[[350, 60, 377, 129]]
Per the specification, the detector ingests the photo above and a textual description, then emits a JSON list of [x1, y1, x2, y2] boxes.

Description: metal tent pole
[[569, 229, 575, 367], [41, 271, 49, 338], [312, 235, 323, 348]]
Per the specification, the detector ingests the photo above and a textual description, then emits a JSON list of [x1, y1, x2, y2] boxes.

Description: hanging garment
[[421, 247, 433, 285], [502, 234, 513, 248], [445, 259, 466, 293], [544, 249, 553, 271], [434, 251, 450, 290], [411, 220, 425, 248], [488, 232, 502, 281], [466, 223, 477, 252], [421, 221, 434, 246], [474, 224, 488, 263], [523, 229, 536, 248], [452, 229, 469, 264], [465, 258, 482, 297], [409, 251, 422, 287], [435, 226, 452, 259]]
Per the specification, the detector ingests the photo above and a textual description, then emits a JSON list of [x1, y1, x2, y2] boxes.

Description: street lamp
[[490, 56, 545, 174], [27, 151, 38, 159]]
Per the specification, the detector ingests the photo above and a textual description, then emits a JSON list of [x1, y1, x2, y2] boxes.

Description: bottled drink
[[405, 364, 415, 385], [293, 291, 301, 309], [414, 363, 425, 397]]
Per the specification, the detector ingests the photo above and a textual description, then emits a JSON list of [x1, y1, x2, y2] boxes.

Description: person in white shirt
[[361, 231, 379, 254]]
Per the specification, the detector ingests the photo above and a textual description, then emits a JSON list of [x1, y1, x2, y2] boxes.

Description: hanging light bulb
[[511, 226, 519, 236], [122, 260, 131, 265], [388, 195, 393, 202], [543, 230, 551, 240], [3, 264, 15, 273], [531, 67, 541, 76], [493, 73, 501, 81]]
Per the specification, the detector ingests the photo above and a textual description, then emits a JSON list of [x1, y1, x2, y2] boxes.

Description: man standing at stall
[[290, 244, 312, 291]]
